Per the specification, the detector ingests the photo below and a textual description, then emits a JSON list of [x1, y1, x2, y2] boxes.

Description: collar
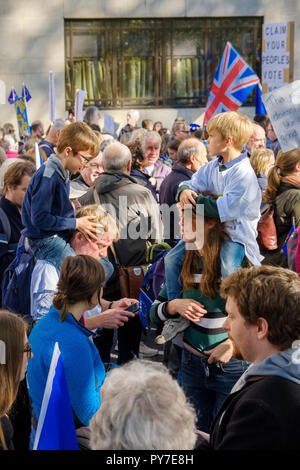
[[49, 305, 96, 337], [217, 151, 248, 172]]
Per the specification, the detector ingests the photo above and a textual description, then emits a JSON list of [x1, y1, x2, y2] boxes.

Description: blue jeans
[[181, 348, 249, 432], [28, 235, 75, 271], [165, 237, 245, 300]]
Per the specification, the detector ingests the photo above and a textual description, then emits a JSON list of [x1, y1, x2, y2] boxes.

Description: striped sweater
[[150, 272, 228, 355]]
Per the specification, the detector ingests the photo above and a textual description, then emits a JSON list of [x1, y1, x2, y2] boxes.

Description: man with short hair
[[38, 119, 66, 158], [0, 161, 35, 287], [118, 110, 140, 141], [79, 142, 162, 364], [142, 131, 171, 201], [197, 265, 300, 451], [159, 138, 208, 245], [172, 119, 191, 141], [70, 153, 104, 193], [30, 120, 44, 142], [246, 122, 266, 156]]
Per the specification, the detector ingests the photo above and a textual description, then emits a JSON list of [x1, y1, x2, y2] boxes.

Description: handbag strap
[[93, 188, 120, 267]]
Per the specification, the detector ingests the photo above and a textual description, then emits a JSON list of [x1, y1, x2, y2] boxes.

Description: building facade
[[0, 0, 299, 132]]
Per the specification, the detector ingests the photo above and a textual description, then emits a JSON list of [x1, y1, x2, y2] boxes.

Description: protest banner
[[262, 22, 294, 93], [74, 89, 87, 121], [262, 80, 300, 152]]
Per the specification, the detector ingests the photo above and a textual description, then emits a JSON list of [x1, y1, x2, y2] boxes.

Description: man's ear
[[256, 317, 269, 341]]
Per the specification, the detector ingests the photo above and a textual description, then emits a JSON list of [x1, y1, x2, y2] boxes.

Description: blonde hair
[[90, 360, 197, 450], [264, 148, 300, 204], [74, 204, 119, 241], [250, 148, 274, 175], [0, 311, 28, 450], [206, 111, 253, 151], [56, 121, 100, 158]]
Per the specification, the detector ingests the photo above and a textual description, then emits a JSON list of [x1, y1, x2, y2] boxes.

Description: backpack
[[286, 226, 300, 276], [141, 242, 171, 301], [1, 236, 36, 325]]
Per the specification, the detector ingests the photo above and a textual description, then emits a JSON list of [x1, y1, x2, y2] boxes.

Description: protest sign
[[262, 22, 294, 93], [74, 89, 87, 121], [262, 80, 300, 152]]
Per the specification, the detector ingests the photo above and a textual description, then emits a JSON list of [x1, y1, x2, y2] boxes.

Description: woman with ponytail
[[262, 148, 300, 267], [27, 255, 106, 448], [150, 194, 249, 432], [0, 310, 32, 450]]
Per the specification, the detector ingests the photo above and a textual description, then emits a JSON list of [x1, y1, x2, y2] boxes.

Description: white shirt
[[30, 259, 101, 323]]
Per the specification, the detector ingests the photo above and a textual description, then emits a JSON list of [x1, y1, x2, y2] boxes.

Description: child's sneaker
[[155, 317, 189, 344]]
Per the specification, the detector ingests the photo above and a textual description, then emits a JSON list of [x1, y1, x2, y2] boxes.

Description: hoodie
[[231, 346, 300, 393]]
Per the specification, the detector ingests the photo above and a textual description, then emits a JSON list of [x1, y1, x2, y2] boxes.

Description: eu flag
[[139, 289, 153, 328], [33, 342, 79, 450]]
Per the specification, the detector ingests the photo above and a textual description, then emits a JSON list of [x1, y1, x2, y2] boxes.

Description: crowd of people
[[0, 105, 300, 452]]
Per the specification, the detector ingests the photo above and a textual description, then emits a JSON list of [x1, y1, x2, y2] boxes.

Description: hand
[[112, 298, 138, 311], [76, 216, 98, 240], [168, 298, 207, 321], [85, 309, 135, 330], [195, 430, 210, 442], [204, 339, 234, 364], [179, 189, 198, 208]]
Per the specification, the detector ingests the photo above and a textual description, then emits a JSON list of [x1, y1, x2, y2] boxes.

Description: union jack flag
[[203, 42, 260, 125]]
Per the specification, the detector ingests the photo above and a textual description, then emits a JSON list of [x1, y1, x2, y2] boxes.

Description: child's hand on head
[[76, 215, 98, 240]]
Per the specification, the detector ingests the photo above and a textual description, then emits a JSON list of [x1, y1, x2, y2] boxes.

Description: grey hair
[[141, 131, 162, 153], [127, 109, 139, 120], [89, 360, 197, 450], [102, 142, 132, 171], [177, 139, 207, 164], [51, 119, 66, 131], [100, 138, 115, 152], [83, 106, 100, 125]]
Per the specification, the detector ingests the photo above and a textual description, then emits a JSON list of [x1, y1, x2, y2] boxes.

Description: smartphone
[[125, 302, 139, 313]]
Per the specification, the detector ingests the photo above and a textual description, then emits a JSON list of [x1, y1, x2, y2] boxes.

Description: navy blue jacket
[[130, 168, 158, 202], [21, 155, 76, 240]]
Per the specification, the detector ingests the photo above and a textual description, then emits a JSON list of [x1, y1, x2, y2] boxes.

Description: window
[[65, 17, 263, 109]]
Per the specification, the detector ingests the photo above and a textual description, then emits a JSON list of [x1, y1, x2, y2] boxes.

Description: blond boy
[[165, 111, 263, 301]]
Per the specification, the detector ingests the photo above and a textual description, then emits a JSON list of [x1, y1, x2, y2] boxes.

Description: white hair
[[102, 142, 132, 171], [127, 109, 139, 120], [89, 360, 197, 450], [141, 131, 162, 153]]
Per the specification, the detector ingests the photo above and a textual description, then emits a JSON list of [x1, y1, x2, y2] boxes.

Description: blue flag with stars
[[139, 289, 153, 328]]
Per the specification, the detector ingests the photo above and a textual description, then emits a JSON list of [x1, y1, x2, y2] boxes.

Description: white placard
[[74, 89, 87, 122], [262, 22, 290, 91], [262, 80, 300, 152]]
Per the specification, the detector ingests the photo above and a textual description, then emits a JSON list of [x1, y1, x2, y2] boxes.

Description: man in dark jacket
[[159, 138, 207, 245], [0, 161, 35, 287], [79, 142, 162, 365], [197, 265, 300, 451]]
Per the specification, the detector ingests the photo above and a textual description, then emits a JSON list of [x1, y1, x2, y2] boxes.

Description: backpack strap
[[0, 207, 11, 242], [0, 207, 18, 253]]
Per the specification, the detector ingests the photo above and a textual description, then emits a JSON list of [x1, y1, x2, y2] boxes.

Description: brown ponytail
[[264, 149, 300, 204], [53, 255, 105, 322]]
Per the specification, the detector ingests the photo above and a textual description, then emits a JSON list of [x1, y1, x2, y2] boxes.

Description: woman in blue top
[[27, 255, 106, 447]]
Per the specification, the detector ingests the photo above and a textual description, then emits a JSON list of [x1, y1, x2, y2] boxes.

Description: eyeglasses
[[23, 343, 32, 358], [73, 150, 90, 165]]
